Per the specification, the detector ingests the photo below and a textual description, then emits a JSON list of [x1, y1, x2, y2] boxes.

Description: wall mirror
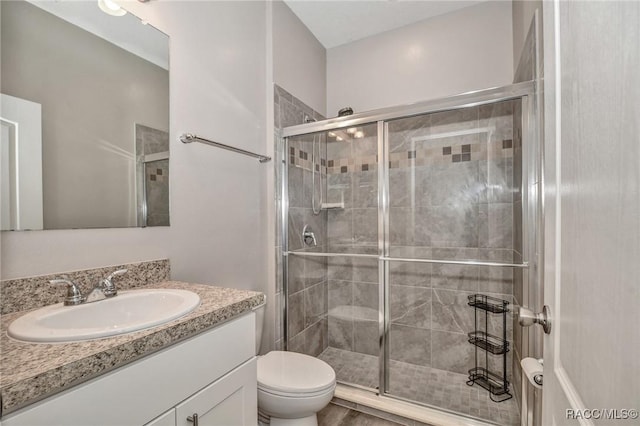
[[1, 0, 169, 231]]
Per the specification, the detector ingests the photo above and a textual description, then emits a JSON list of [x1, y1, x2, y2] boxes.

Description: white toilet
[[254, 305, 336, 426]]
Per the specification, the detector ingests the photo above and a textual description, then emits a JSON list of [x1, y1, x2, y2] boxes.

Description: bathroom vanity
[[0, 281, 264, 425]]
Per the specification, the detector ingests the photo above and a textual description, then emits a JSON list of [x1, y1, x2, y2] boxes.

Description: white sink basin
[[8, 289, 201, 343]]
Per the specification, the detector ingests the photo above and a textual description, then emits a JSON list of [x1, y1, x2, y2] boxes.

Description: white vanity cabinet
[[146, 357, 257, 426], [2, 313, 257, 426], [173, 356, 256, 426]]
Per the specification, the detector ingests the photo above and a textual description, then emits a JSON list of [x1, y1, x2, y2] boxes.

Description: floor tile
[[318, 403, 351, 425]]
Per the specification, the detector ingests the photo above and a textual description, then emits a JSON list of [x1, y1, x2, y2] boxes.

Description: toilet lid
[[258, 351, 336, 394]]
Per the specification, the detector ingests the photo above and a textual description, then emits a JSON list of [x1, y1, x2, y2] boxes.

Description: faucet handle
[[106, 269, 128, 281], [101, 269, 128, 297], [50, 278, 85, 306]]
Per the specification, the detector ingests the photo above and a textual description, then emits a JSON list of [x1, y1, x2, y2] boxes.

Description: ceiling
[[28, 0, 168, 69], [283, 0, 486, 49]]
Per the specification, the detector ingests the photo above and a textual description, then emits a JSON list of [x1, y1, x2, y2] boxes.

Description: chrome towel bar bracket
[[180, 133, 271, 163]]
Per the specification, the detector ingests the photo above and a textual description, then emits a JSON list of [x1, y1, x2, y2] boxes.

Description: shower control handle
[[518, 305, 551, 334], [187, 413, 198, 426], [302, 225, 317, 247]]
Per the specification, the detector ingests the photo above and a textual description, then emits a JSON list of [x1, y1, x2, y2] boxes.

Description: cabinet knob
[[187, 413, 199, 426]]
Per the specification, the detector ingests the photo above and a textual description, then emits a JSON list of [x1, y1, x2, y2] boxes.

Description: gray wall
[[1, 1, 169, 229], [326, 1, 513, 115], [272, 0, 326, 116], [512, 0, 542, 73]]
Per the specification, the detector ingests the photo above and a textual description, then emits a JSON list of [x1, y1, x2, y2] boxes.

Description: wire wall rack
[[466, 294, 513, 403]]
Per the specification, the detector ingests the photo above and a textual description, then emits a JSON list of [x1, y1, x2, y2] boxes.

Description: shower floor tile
[[319, 347, 519, 426]]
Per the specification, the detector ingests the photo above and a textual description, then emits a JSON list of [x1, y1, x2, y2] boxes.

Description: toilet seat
[[258, 383, 334, 399], [257, 351, 336, 397]]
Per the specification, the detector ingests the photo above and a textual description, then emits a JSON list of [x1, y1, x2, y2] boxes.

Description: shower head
[[338, 107, 353, 117]]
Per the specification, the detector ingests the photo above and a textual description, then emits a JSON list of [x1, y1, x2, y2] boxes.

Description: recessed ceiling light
[[328, 132, 336, 137], [354, 131, 364, 139], [346, 127, 357, 134], [98, 0, 127, 16], [336, 136, 343, 141]]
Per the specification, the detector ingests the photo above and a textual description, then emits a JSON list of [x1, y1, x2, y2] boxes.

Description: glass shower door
[[285, 123, 381, 391], [280, 84, 534, 426], [384, 101, 521, 425]]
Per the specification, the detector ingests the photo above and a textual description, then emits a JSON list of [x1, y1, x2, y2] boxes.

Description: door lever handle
[[518, 305, 552, 334]]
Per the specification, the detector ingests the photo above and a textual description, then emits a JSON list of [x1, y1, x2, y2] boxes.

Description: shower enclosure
[[278, 82, 540, 426]]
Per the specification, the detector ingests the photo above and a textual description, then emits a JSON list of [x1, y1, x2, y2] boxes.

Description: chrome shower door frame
[[281, 81, 539, 417], [281, 131, 290, 350]]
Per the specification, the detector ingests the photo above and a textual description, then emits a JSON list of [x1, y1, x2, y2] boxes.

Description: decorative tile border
[[325, 139, 513, 174], [0, 259, 170, 315], [146, 165, 167, 183], [289, 146, 327, 174]]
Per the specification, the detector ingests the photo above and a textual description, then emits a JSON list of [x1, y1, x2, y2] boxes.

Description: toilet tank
[[253, 302, 265, 354]]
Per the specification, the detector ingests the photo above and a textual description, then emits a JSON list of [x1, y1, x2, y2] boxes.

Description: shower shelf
[[467, 367, 512, 402], [467, 294, 509, 313], [466, 293, 512, 403], [468, 331, 509, 355]]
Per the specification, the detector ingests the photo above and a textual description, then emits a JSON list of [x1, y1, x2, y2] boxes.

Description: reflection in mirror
[[0, 0, 169, 230], [136, 124, 170, 227]]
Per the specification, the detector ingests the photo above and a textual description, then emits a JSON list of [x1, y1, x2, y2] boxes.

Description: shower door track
[[336, 382, 506, 426], [286, 251, 529, 269]]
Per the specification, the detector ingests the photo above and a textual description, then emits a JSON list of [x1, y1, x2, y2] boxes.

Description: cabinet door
[[175, 358, 257, 426], [145, 409, 176, 426]]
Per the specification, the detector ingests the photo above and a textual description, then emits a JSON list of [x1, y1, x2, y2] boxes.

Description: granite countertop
[[0, 281, 265, 416]]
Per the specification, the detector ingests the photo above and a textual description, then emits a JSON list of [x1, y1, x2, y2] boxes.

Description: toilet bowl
[[254, 305, 336, 426], [257, 351, 336, 426]]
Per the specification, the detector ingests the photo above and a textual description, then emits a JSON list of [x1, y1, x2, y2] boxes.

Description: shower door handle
[[518, 305, 551, 334]]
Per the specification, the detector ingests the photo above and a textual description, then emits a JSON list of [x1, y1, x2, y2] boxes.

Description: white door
[[0, 94, 43, 230], [541, 1, 640, 425]]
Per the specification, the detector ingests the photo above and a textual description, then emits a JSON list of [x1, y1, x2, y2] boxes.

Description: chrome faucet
[[49, 269, 128, 305], [85, 269, 128, 303], [50, 276, 85, 306]]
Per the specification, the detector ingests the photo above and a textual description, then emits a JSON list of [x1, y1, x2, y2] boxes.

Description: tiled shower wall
[[274, 84, 327, 354]]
